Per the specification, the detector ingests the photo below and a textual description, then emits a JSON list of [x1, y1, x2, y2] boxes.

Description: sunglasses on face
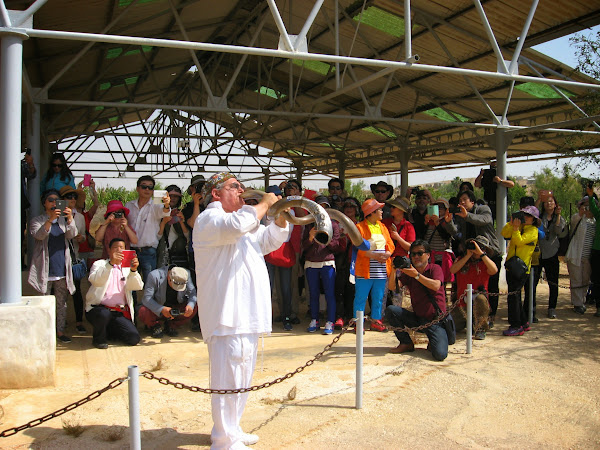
[[63, 193, 78, 200], [330, 186, 342, 191], [374, 190, 387, 194], [139, 185, 154, 190], [46, 197, 59, 202], [52, 163, 63, 168], [410, 251, 427, 257], [224, 182, 245, 191]]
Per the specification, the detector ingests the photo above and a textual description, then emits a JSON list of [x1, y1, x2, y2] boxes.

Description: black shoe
[[57, 334, 72, 343], [191, 321, 201, 332], [93, 342, 108, 349], [76, 324, 87, 334], [283, 318, 293, 331], [594, 310, 600, 318], [164, 323, 179, 337], [290, 316, 301, 325], [573, 306, 586, 315], [151, 324, 164, 338]]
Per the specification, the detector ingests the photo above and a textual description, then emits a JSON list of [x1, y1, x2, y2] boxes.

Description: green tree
[[532, 165, 586, 220], [507, 176, 527, 215]]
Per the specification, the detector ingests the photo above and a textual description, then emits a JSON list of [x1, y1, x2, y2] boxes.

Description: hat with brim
[[267, 185, 283, 196], [470, 235, 491, 252], [59, 185, 85, 204], [432, 197, 449, 209], [370, 181, 394, 199], [521, 205, 541, 226], [578, 196, 590, 207], [385, 196, 410, 213], [104, 200, 130, 219], [187, 174, 206, 194], [315, 195, 331, 207], [168, 266, 189, 292], [361, 198, 385, 217]]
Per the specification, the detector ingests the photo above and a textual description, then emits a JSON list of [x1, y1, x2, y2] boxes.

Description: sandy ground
[[1, 275, 599, 449]]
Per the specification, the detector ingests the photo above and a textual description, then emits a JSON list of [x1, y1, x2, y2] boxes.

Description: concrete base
[[0, 296, 55, 388]]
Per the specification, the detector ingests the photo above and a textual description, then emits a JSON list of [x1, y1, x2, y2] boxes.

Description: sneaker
[[474, 331, 486, 340], [307, 319, 319, 333], [334, 318, 344, 329], [503, 326, 524, 336], [283, 318, 293, 331], [573, 306, 586, 315], [57, 334, 72, 343], [164, 323, 178, 337], [93, 341, 108, 349], [522, 322, 531, 332], [151, 324, 164, 338], [322, 321, 334, 335], [75, 324, 87, 334], [548, 308, 557, 319], [240, 433, 259, 446], [370, 320, 387, 332], [488, 315, 495, 329]]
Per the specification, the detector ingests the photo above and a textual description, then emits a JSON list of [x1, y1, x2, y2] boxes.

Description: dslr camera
[[511, 211, 525, 222], [449, 206, 461, 214], [466, 240, 476, 250], [393, 255, 411, 270], [113, 211, 124, 218]]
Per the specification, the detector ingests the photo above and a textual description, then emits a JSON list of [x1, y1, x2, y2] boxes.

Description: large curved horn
[[325, 209, 364, 247], [240, 190, 333, 245]]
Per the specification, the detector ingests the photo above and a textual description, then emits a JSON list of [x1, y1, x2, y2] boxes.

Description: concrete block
[[0, 296, 55, 388]]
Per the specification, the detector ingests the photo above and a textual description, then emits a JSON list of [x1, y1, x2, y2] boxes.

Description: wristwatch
[[480, 252, 487, 258], [415, 273, 420, 280]]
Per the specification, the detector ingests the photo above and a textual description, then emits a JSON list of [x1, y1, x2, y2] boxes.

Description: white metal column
[[0, 30, 27, 303], [27, 102, 41, 265], [495, 128, 509, 254]]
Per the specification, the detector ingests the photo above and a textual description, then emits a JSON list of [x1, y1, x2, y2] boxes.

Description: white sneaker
[[323, 321, 333, 335], [240, 433, 259, 445]]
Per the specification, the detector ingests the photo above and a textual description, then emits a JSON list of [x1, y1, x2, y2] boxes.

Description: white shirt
[[125, 199, 170, 248], [193, 201, 289, 342]]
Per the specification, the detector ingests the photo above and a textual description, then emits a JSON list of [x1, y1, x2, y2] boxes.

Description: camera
[[449, 206, 461, 214], [466, 240, 476, 250], [170, 309, 180, 317], [511, 211, 525, 222], [113, 211, 124, 218], [393, 255, 411, 270], [331, 194, 340, 202]]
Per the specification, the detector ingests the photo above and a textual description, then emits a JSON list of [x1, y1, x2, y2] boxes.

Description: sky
[[81, 25, 600, 191]]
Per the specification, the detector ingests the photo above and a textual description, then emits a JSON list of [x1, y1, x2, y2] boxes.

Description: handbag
[[68, 240, 88, 281], [504, 255, 528, 285]]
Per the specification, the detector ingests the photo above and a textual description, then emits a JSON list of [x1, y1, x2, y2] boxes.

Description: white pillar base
[[0, 296, 56, 388]]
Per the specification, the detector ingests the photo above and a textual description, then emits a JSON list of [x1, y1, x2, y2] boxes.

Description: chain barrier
[[0, 377, 127, 438], [541, 278, 592, 291], [142, 324, 351, 394]]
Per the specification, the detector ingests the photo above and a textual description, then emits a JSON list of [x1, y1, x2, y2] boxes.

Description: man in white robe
[[193, 172, 289, 449]]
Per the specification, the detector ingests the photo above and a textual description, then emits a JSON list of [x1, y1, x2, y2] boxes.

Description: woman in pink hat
[[352, 198, 395, 331], [95, 200, 138, 259]]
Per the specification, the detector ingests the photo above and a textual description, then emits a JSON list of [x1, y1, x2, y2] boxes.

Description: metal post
[[528, 271, 534, 325], [128, 365, 141, 450], [355, 310, 363, 409], [399, 150, 410, 197], [495, 129, 509, 254], [404, 0, 412, 61], [27, 102, 41, 265], [0, 30, 27, 304], [466, 284, 473, 354]]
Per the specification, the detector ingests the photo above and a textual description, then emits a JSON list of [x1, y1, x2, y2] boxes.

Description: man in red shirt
[[449, 235, 498, 340]]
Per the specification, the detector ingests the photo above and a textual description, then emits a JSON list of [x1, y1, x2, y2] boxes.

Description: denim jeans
[[267, 263, 293, 320], [385, 305, 448, 361], [306, 266, 336, 323], [135, 246, 157, 282]]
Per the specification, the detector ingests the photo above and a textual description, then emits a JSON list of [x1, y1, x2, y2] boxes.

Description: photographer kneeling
[[449, 236, 498, 340], [385, 240, 448, 361]]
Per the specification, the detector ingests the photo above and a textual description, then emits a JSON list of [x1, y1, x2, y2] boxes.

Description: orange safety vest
[[354, 219, 395, 279]]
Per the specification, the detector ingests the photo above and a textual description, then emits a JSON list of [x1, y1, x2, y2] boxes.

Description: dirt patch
[[2, 282, 599, 449]]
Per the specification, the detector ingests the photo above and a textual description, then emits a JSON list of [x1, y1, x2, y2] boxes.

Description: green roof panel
[[353, 6, 406, 38], [423, 107, 471, 123], [362, 126, 397, 139], [515, 82, 575, 99]]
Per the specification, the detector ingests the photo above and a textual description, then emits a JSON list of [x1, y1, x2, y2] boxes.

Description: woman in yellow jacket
[[501, 205, 540, 336], [353, 199, 395, 331]]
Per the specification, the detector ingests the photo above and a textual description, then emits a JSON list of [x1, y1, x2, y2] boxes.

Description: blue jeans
[[267, 263, 293, 320], [354, 277, 387, 320], [135, 247, 157, 282], [385, 305, 448, 361], [306, 266, 336, 323]]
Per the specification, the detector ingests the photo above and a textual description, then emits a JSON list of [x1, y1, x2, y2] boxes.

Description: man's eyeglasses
[[46, 197, 59, 202], [329, 186, 343, 191], [374, 190, 387, 194], [139, 185, 154, 190], [63, 193, 78, 200], [224, 182, 245, 191], [52, 163, 63, 168], [410, 251, 426, 257]]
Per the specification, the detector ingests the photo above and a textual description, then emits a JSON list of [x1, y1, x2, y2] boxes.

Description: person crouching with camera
[[85, 238, 143, 349], [139, 265, 198, 338], [385, 240, 448, 361], [449, 236, 498, 340]]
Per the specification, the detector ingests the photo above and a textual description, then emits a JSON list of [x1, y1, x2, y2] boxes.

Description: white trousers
[[207, 333, 259, 450], [567, 260, 592, 307]]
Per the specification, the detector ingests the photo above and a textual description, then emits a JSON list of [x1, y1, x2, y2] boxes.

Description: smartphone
[[121, 250, 136, 268], [55, 199, 68, 215], [153, 189, 167, 205], [83, 174, 92, 187], [427, 204, 439, 217]]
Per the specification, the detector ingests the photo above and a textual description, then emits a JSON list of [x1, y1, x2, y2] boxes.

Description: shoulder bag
[[68, 240, 88, 281], [420, 277, 456, 345]]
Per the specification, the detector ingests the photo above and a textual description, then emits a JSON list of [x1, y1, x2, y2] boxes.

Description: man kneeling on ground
[[449, 235, 497, 340], [139, 265, 197, 338], [385, 239, 448, 361], [86, 238, 143, 349]]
